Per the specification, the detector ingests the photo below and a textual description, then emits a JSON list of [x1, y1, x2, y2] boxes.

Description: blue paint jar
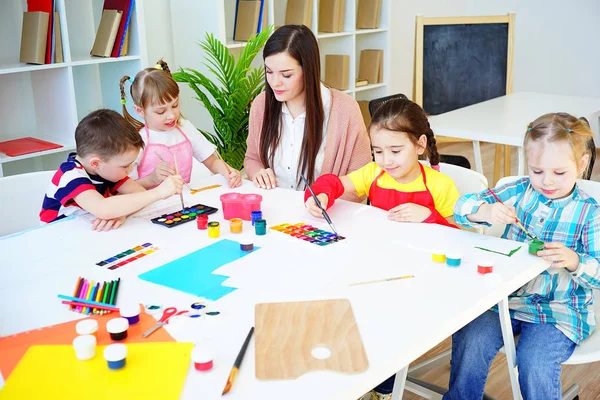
[[251, 210, 262, 226], [104, 344, 127, 370], [446, 253, 462, 267]]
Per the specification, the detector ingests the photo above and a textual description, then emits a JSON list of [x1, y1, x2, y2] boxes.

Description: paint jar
[[431, 249, 446, 263], [72, 334, 96, 361], [76, 319, 98, 339], [446, 253, 462, 267], [106, 317, 129, 341], [239, 237, 254, 252], [208, 221, 220, 238], [529, 239, 544, 255], [191, 345, 213, 371], [197, 214, 209, 230], [229, 218, 243, 233], [104, 343, 127, 370], [119, 303, 140, 325], [220, 192, 263, 221], [478, 261, 494, 275], [255, 219, 267, 235], [251, 210, 263, 226]]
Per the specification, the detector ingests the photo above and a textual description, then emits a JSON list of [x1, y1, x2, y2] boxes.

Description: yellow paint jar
[[208, 222, 220, 238], [229, 218, 243, 233], [431, 250, 446, 263]]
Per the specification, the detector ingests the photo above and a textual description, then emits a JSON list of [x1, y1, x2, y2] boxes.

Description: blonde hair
[[525, 112, 594, 174], [119, 59, 180, 131]]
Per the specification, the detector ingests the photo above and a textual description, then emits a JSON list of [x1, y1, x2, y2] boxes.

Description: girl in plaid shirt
[[445, 113, 600, 400]]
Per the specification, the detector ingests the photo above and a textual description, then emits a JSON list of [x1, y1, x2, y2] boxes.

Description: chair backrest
[[368, 93, 408, 117], [436, 162, 488, 196], [0, 170, 55, 237]]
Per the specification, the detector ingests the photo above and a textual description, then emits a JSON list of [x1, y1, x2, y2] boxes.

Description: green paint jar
[[255, 219, 267, 236], [528, 239, 544, 256]]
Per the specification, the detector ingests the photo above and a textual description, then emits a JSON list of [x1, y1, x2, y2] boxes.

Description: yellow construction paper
[[0, 342, 193, 400]]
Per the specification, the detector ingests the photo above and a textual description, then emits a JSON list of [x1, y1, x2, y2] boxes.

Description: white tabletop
[[428, 92, 600, 146], [0, 175, 550, 399]]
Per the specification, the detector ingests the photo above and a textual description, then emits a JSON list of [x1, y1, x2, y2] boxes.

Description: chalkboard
[[414, 15, 514, 116]]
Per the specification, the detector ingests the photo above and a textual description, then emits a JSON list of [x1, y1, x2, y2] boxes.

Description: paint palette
[[96, 243, 158, 270], [151, 203, 218, 228], [270, 223, 345, 246]]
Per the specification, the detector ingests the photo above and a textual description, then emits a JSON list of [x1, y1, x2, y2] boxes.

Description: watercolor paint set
[[96, 243, 158, 270], [151, 203, 219, 228], [270, 223, 345, 246]]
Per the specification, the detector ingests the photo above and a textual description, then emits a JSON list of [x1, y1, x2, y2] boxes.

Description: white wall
[[389, 0, 600, 100]]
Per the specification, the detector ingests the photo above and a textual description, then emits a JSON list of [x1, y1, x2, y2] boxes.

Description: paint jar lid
[[239, 236, 253, 246], [119, 303, 140, 318], [251, 210, 262, 216], [208, 221, 220, 227], [76, 319, 98, 335], [106, 317, 129, 334], [255, 219, 266, 226], [191, 346, 213, 363], [230, 218, 242, 225], [446, 253, 461, 259], [479, 260, 494, 267], [73, 334, 96, 349], [104, 343, 127, 361], [197, 214, 208, 220], [431, 248, 444, 255]]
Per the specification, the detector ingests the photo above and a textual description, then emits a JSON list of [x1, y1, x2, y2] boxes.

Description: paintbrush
[[173, 152, 185, 210], [350, 275, 414, 286], [487, 188, 538, 240], [300, 173, 339, 236], [214, 149, 232, 175], [153, 151, 193, 191], [222, 327, 254, 395]]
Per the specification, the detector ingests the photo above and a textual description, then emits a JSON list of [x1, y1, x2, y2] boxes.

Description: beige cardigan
[[244, 88, 372, 202]]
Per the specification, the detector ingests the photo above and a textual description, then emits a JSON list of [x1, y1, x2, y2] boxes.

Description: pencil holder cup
[[220, 193, 262, 221], [529, 239, 544, 255], [107, 318, 129, 341], [119, 303, 140, 325], [76, 319, 98, 339], [104, 344, 127, 370], [208, 221, 220, 238], [73, 335, 96, 361], [255, 219, 267, 235]]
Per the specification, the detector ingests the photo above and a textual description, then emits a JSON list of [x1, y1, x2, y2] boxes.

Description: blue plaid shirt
[[454, 177, 600, 344]]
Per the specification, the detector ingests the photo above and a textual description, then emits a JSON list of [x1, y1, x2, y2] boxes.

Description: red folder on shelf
[[27, 0, 54, 64], [103, 0, 132, 57], [0, 137, 63, 157]]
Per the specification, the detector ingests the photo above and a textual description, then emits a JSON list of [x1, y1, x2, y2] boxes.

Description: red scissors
[[142, 307, 187, 338]]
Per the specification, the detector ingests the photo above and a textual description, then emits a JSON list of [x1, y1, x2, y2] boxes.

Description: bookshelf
[[169, 0, 390, 131], [0, 0, 147, 177]]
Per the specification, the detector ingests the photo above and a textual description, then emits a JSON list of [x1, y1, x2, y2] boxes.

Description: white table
[[0, 175, 549, 399], [428, 92, 600, 177]]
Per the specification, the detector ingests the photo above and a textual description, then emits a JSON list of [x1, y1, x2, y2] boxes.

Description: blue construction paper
[[138, 239, 259, 300]]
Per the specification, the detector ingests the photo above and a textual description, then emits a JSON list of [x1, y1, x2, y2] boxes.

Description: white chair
[[0, 170, 54, 237], [436, 162, 488, 196]]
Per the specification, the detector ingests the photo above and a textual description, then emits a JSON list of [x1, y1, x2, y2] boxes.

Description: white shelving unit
[[0, 0, 147, 177], [169, 0, 390, 130]]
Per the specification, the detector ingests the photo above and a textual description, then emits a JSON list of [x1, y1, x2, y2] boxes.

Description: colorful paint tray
[[270, 222, 345, 246], [151, 203, 218, 228], [96, 242, 158, 270]]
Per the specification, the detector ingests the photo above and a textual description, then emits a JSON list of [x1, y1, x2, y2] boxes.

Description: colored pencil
[[110, 278, 121, 306], [222, 327, 254, 395], [88, 283, 98, 315], [71, 277, 83, 311], [84, 280, 94, 314], [77, 279, 89, 313], [173, 153, 185, 210], [58, 294, 118, 308], [97, 282, 106, 315], [102, 280, 112, 314], [153, 151, 193, 191], [93, 282, 103, 314], [61, 300, 119, 312], [487, 188, 538, 240], [350, 275, 415, 286]]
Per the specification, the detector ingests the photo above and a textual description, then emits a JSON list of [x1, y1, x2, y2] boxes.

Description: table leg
[[472, 140, 484, 175], [517, 146, 525, 176], [391, 365, 408, 400], [499, 298, 522, 400]]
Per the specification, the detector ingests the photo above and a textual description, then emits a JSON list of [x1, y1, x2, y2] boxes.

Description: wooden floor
[[401, 142, 600, 400]]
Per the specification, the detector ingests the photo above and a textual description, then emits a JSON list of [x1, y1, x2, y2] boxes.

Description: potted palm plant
[[172, 27, 273, 170]]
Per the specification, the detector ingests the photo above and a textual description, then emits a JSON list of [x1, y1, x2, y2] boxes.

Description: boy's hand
[[91, 216, 126, 232], [305, 194, 329, 218], [155, 175, 184, 199], [388, 203, 432, 222], [538, 242, 580, 271], [253, 168, 277, 189], [227, 168, 242, 188], [484, 202, 517, 225], [151, 161, 176, 185]]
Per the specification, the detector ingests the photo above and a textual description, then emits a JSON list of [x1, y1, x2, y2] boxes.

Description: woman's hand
[[253, 168, 277, 189], [388, 203, 432, 222]]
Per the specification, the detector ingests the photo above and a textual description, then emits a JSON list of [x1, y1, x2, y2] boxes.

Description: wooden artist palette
[[150, 203, 218, 228], [255, 299, 368, 380], [270, 223, 346, 246]]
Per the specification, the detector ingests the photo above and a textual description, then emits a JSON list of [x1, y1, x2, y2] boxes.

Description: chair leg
[[504, 145, 511, 177], [494, 144, 503, 184], [562, 384, 580, 400]]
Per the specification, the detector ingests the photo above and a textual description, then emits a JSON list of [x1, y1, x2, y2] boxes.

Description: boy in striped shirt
[[40, 109, 183, 231]]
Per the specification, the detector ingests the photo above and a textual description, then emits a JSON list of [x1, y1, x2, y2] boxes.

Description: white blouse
[[272, 83, 332, 190]]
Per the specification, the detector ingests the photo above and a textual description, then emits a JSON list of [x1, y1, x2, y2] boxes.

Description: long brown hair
[[369, 98, 441, 166], [119, 59, 180, 131], [259, 25, 324, 185]]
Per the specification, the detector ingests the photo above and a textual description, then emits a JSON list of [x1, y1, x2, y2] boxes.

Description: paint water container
[[76, 319, 98, 339], [191, 345, 213, 371], [220, 193, 262, 221], [104, 344, 127, 370], [251, 210, 262, 226], [529, 239, 544, 255], [446, 253, 462, 267], [255, 219, 267, 235], [119, 303, 140, 325], [197, 214, 209, 230], [73, 334, 96, 361], [107, 317, 129, 341], [229, 218, 243, 233], [208, 221, 220, 238], [478, 260, 494, 275]]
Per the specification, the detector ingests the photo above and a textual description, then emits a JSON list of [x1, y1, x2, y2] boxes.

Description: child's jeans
[[443, 310, 576, 400]]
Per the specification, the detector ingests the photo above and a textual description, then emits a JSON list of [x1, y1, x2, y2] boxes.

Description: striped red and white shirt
[[40, 153, 129, 223]]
